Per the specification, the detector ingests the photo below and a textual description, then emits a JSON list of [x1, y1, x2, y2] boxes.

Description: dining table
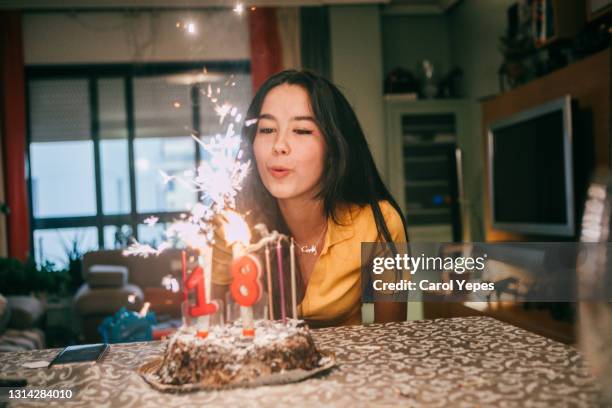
[[0, 316, 603, 407]]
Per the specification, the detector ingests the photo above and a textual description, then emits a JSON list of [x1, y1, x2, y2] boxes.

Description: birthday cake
[[155, 319, 325, 387]]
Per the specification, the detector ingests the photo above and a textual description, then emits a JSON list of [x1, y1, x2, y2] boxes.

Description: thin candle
[[290, 238, 297, 320], [199, 245, 213, 332], [264, 244, 274, 320], [181, 250, 188, 303], [276, 237, 287, 323]]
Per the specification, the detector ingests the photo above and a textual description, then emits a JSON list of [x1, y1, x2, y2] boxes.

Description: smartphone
[[49, 343, 109, 367]]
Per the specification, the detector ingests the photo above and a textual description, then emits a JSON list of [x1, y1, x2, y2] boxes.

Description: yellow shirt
[[211, 200, 407, 327]]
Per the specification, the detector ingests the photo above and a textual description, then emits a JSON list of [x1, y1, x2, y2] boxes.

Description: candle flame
[[223, 210, 251, 246]]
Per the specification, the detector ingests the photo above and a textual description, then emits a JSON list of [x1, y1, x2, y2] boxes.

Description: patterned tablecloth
[[0, 316, 603, 407]]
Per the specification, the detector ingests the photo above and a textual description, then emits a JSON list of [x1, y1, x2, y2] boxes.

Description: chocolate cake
[[156, 319, 324, 387]]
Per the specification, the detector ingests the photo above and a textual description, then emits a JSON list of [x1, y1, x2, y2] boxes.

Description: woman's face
[[253, 84, 326, 201]]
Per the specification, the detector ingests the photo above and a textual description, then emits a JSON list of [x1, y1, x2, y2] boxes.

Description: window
[[27, 63, 251, 269], [99, 78, 131, 215], [33, 227, 98, 267], [29, 79, 96, 218]]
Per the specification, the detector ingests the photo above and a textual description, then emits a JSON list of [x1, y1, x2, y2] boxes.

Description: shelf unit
[[385, 98, 470, 242]]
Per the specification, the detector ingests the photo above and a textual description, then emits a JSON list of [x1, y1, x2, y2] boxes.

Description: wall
[[377, 2, 512, 241], [329, 5, 386, 178], [381, 15, 452, 80], [447, 0, 515, 241], [23, 10, 249, 64]]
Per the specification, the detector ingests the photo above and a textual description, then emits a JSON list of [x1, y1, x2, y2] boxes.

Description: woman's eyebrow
[[258, 113, 316, 122], [258, 113, 276, 120], [292, 116, 316, 122]]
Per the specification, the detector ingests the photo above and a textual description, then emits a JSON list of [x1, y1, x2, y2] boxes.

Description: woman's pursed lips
[[267, 165, 292, 179]]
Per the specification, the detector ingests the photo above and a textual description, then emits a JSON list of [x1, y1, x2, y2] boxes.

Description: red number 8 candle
[[223, 210, 262, 337], [230, 253, 262, 336]]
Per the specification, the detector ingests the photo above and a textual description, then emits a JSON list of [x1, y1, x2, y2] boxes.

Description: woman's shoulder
[[341, 200, 406, 241], [347, 200, 402, 221]]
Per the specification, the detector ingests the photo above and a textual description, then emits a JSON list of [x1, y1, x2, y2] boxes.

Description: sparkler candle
[[224, 211, 262, 336], [290, 238, 297, 320], [198, 245, 214, 333], [264, 244, 274, 320], [276, 237, 287, 323]]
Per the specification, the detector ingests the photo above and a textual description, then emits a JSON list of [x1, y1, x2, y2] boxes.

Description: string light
[[233, 4, 244, 14], [186, 22, 197, 34]]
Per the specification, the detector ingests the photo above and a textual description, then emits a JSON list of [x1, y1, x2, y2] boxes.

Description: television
[[488, 95, 574, 237]]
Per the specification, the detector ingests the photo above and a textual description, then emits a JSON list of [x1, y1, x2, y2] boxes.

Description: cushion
[[74, 283, 144, 316], [0, 294, 10, 335], [6, 296, 45, 329], [87, 265, 128, 288], [0, 328, 45, 352], [83, 249, 189, 289]]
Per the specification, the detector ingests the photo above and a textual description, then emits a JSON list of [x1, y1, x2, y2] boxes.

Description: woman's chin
[[267, 188, 297, 200], [263, 183, 302, 200]]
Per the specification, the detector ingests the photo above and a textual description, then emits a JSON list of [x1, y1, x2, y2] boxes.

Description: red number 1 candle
[[185, 265, 219, 317], [183, 254, 219, 337]]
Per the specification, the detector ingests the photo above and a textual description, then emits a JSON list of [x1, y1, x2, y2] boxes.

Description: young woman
[[212, 70, 407, 326]]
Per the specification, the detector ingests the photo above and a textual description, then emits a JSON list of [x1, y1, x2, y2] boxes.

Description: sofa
[[74, 249, 187, 343]]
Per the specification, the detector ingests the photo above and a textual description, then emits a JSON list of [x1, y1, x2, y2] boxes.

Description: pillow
[[7, 296, 45, 330], [0, 294, 10, 335], [87, 265, 128, 288]]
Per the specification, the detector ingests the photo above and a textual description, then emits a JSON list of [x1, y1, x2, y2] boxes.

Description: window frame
[[26, 61, 251, 261]]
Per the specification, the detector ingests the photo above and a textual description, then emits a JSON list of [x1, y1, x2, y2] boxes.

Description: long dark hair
[[238, 70, 407, 320]]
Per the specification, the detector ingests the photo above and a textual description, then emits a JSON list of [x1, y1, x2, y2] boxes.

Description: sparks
[[245, 118, 258, 127], [215, 102, 233, 124], [124, 74, 253, 259], [144, 216, 159, 227]]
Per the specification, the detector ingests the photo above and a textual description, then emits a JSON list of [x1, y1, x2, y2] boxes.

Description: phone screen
[[50, 344, 109, 366]]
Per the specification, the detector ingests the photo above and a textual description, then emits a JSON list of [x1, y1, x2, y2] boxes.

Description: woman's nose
[[272, 132, 290, 155]]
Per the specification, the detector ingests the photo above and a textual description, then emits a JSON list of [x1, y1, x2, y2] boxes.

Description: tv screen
[[488, 96, 574, 236]]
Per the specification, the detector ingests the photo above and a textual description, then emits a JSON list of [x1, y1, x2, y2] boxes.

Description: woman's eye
[[258, 127, 275, 134], [294, 129, 313, 135]]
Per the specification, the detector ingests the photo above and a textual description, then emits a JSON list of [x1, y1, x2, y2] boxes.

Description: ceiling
[[0, 0, 459, 14], [384, 0, 459, 14]]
